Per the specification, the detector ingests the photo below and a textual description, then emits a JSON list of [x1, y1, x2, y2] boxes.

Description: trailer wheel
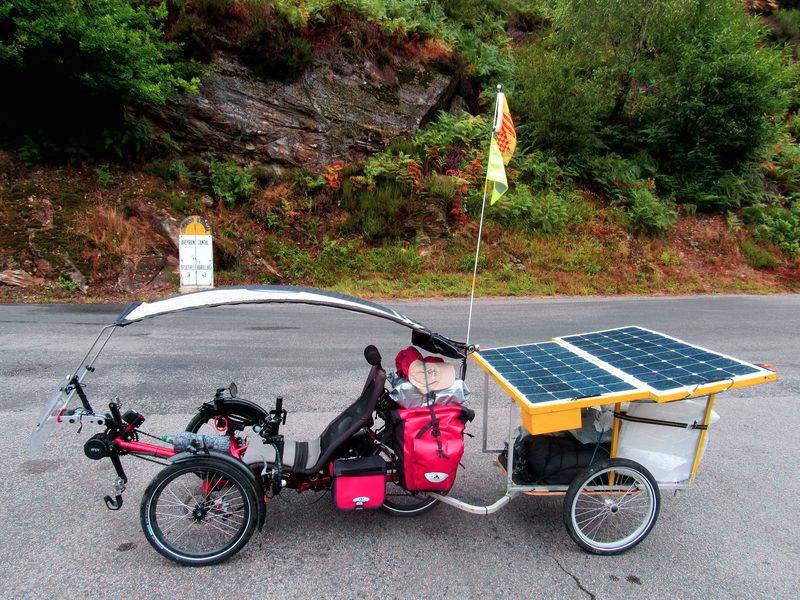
[[563, 458, 660, 555]]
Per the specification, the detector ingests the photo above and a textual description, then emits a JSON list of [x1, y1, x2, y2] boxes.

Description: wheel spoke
[[150, 468, 249, 558], [570, 463, 657, 552]]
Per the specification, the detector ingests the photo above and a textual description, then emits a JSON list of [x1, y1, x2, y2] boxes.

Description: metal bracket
[[481, 372, 505, 454]]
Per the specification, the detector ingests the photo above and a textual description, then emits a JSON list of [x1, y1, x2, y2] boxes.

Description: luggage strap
[[613, 411, 707, 430], [421, 367, 445, 457]]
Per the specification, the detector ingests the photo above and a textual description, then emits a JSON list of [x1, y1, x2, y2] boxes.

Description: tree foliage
[[0, 0, 196, 104], [513, 0, 791, 207]]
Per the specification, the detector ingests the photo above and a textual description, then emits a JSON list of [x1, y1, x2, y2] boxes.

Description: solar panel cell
[[560, 326, 761, 393], [476, 341, 638, 404], [476, 326, 772, 418]]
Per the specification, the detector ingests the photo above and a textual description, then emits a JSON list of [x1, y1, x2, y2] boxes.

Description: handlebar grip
[[275, 396, 283, 414]]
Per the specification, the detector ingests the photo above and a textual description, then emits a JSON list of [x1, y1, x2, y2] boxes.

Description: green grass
[[741, 240, 778, 270]]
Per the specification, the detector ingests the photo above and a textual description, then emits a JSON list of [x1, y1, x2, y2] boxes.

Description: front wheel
[[563, 458, 660, 555], [141, 458, 258, 566], [186, 403, 266, 436]]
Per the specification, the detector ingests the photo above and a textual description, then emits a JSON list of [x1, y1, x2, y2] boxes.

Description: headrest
[[364, 345, 382, 367]]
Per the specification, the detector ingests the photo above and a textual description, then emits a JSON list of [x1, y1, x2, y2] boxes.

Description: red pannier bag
[[393, 405, 475, 492], [330, 455, 387, 511]]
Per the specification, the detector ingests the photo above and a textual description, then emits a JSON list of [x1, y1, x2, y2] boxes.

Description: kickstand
[[104, 476, 126, 510], [104, 494, 123, 510]]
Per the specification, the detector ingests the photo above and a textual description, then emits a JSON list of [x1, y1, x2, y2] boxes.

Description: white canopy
[[116, 285, 429, 332]]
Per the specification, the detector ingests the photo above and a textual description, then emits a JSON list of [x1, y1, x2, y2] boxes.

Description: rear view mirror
[[228, 382, 238, 397]]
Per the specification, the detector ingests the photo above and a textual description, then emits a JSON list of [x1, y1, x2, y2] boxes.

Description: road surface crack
[[554, 558, 596, 600]]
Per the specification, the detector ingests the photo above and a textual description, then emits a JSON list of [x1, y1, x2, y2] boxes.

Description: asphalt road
[[2, 295, 799, 599]]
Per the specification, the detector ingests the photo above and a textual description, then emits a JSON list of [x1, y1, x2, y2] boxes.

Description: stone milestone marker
[[179, 216, 214, 293]]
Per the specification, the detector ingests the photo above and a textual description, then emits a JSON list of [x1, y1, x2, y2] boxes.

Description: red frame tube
[[113, 436, 247, 460], [114, 438, 176, 459]]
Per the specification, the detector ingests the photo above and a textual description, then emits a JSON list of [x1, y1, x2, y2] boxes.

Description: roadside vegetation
[[1, 0, 800, 300]]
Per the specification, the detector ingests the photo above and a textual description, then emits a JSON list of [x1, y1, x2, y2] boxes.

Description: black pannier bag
[[499, 433, 609, 485]]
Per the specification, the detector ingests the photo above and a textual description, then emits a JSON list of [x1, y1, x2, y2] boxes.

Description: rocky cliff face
[[146, 48, 461, 169]]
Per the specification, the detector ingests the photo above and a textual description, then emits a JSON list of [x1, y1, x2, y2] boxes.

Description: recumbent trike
[[30, 286, 777, 566]]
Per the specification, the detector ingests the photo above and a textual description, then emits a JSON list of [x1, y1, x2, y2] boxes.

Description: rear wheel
[[141, 458, 258, 566], [381, 478, 439, 516], [563, 458, 660, 555], [373, 429, 439, 517]]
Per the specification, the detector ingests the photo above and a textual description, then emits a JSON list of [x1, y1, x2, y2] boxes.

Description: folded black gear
[[500, 433, 609, 485]]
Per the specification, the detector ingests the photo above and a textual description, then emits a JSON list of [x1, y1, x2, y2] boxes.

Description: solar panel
[[477, 342, 638, 404], [558, 326, 762, 393]]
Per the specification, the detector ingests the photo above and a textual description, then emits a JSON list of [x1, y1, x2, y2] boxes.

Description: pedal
[[260, 464, 283, 496]]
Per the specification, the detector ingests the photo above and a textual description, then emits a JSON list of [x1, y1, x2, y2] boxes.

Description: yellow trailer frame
[[430, 328, 778, 552], [469, 330, 777, 487]]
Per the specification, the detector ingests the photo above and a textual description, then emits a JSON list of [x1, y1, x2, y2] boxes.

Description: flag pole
[[466, 84, 502, 347]]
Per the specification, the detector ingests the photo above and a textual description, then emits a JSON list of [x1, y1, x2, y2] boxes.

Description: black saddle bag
[[501, 434, 608, 485]]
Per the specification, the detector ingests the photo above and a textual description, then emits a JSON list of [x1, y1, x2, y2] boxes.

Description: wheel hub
[[192, 504, 209, 521]]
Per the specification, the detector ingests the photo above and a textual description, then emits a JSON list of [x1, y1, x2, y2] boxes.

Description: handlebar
[[253, 396, 287, 440]]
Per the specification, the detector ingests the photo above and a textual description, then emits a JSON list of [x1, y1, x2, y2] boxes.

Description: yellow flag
[[485, 92, 516, 204], [486, 137, 507, 204]]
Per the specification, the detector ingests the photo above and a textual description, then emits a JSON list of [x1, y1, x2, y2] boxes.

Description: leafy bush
[[241, 28, 312, 82], [0, 0, 195, 104], [765, 142, 800, 195], [414, 112, 489, 158], [489, 185, 589, 235], [209, 160, 256, 207], [624, 188, 677, 236], [515, 150, 573, 191], [0, 0, 197, 160], [291, 168, 327, 193], [357, 153, 423, 189], [787, 113, 800, 140], [341, 180, 410, 241], [740, 240, 777, 269], [426, 174, 462, 199], [57, 276, 80, 293], [344, 0, 514, 87], [170, 0, 313, 80], [579, 154, 655, 197], [512, 42, 605, 157], [700, 169, 764, 209], [316, 239, 359, 283], [269, 241, 316, 281], [743, 202, 800, 254], [513, 0, 790, 207], [95, 165, 115, 187], [144, 159, 194, 183]]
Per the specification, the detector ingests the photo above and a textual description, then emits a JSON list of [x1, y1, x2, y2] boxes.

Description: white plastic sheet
[[569, 407, 614, 445], [387, 372, 470, 408], [616, 399, 719, 484]]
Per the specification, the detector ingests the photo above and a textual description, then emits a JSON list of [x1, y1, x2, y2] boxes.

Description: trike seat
[[243, 348, 385, 475]]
